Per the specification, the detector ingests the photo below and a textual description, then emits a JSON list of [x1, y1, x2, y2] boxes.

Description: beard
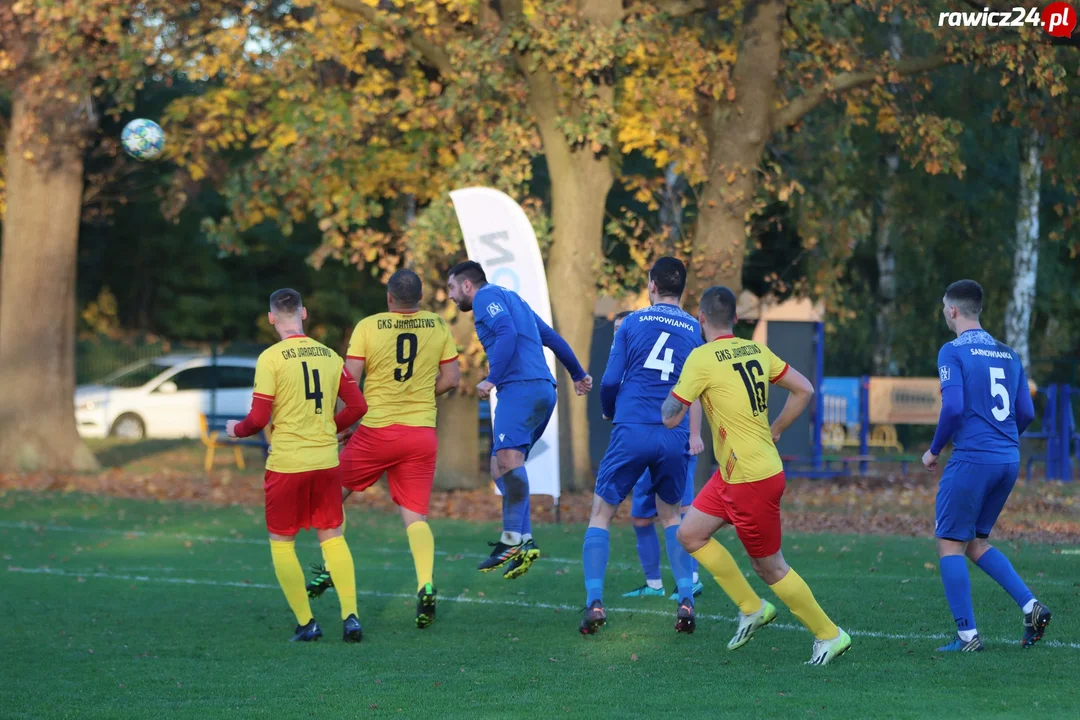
[[456, 297, 473, 312]]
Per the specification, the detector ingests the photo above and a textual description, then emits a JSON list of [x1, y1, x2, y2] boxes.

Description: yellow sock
[[691, 538, 762, 615], [320, 535, 358, 620], [769, 568, 839, 641], [406, 521, 435, 591], [269, 540, 313, 625]]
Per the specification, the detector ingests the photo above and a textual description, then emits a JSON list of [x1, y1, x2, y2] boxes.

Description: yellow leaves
[[189, 163, 206, 182], [269, 127, 299, 151], [875, 106, 900, 134]]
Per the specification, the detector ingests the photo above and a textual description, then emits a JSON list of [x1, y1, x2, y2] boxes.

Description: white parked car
[[75, 354, 257, 440]]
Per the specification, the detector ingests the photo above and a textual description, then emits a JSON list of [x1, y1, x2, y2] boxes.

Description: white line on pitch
[[4, 518, 1075, 587], [5, 520, 1078, 585], [7, 566, 1080, 651]]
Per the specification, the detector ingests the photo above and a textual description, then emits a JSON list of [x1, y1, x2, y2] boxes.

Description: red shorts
[[692, 470, 786, 558], [339, 425, 437, 515], [264, 467, 344, 536]]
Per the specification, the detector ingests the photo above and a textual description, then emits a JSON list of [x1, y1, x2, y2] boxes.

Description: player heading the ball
[[447, 260, 592, 580]]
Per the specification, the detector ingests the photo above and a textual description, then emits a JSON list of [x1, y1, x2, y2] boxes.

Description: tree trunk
[[545, 147, 613, 489], [1005, 126, 1042, 370], [506, 0, 619, 489], [688, 0, 785, 302], [872, 15, 902, 377], [0, 89, 98, 472], [435, 311, 483, 489]]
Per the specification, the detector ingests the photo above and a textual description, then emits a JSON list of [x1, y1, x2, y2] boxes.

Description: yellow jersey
[[253, 335, 345, 473], [671, 335, 790, 484], [346, 311, 458, 429]]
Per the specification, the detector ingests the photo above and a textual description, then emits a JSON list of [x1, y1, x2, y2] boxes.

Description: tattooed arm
[[661, 392, 690, 429]]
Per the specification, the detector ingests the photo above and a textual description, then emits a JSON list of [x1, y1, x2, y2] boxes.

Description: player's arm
[[229, 356, 275, 438], [662, 352, 703, 429], [1015, 365, 1035, 435], [434, 358, 461, 396], [334, 366, 368, 432], [345, 357, 366, 386], [599, 323, 629, 420], [688, 400, 704, 454], [929, 346, 965, 457], [533, 311, 587, 382], [769, 364, 814, 441], [480, 308, 518, 387], [434, 325, 461, 396]]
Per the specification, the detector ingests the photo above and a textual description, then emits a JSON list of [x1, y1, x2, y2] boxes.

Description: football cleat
[[1022, 601, 1052, 648], [669, 582, 705, 601], [936, 633, 983, 653], [342, 614, 363, 643], [579, 600, 607, 635], [503, 538, 540, 580], [623, 584, 666, 598], [807, 628, 852, 665], [477, 540, 523, 572], [416, 583, 437, 629], [290, 618, 323, 642], [727, 600, 778, 651], [306, 564, 334, 599], [674, 599, 696, 634]]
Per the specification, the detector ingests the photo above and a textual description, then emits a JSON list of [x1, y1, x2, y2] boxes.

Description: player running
[[447, 260, 592, 580], [307, 269, 460, 629], [666, 286, 851, 666], [227, 288, 368, 643], [922, 279, 1050, 652], [580, 257, 703, 635], [605, 310, 705, 601]]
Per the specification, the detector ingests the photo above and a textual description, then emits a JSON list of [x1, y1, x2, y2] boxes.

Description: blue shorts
[[935, 459, 1020, 542], [594, 423, 689, 508], [491, 380, 558, 459], [630, 455, 698, 518]]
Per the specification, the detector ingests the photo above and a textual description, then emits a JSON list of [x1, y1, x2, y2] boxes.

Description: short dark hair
[[448, 260, 486, 286], [699, 286, 738, 328], [945, 279, 983, 318], [613, 310, 633, 321], [387, 269, 423, 306], [649, 257, 687, 298], [269, 288, 302, 316]]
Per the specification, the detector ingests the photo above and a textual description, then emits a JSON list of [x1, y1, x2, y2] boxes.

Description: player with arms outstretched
[[666, 286, 850, 666], [227, 289, 368, 643], [447, 260, 592, 579], [306, 269, 460, 629], [922, 279, 1050, 652], [580, 257, 703, 635]]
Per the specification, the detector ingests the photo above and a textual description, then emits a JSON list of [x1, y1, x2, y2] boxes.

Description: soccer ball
[[121, 119, 165, 161]]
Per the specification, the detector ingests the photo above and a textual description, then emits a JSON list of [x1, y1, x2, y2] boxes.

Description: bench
[[199, 413, 270, 473]]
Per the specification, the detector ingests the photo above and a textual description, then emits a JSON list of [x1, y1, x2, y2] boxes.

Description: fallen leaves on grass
[[3, 471, 1078, 542]]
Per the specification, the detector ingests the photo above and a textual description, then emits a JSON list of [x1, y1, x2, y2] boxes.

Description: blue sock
[[633, 524, 662, 582], [522, 492, 532, 537], [681, 513, 698, 580], [499, 467, 530, 535], [975, 547, 1035, 610], [494, 475, 508, 530], [664, 525, 694, 606], [940, 555, 977, 635], [583, 527, 610, 605]]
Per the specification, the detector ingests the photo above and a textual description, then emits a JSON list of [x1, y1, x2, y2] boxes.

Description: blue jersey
[[601, 304, 702, 428], [473, 283, 586, 389], [936, 330, 1028, 464]]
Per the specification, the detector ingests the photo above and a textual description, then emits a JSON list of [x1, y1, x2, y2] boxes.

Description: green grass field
[[2, 490, 1078, 719]]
